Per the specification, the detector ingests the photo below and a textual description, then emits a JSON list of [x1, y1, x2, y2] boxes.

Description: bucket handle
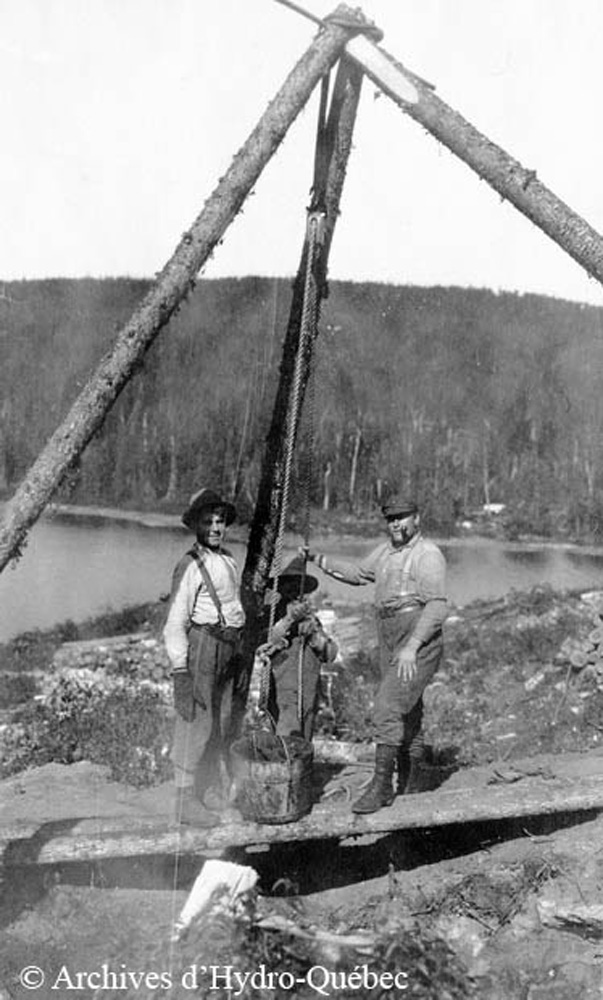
[[250, 715, 293, 768]]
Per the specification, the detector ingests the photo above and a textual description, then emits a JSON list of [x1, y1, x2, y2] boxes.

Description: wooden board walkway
[[2, 750, 603, 867]]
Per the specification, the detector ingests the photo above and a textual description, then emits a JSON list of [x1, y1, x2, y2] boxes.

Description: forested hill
[[2, 276, 603, 538]]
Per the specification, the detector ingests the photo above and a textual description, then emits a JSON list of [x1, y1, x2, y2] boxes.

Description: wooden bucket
[[231, 732, 314, 825]]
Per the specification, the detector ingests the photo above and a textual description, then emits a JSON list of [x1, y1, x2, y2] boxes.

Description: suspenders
[[188, 548, 227, 627]]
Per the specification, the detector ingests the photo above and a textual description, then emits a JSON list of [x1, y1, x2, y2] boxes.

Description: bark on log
[[0, 7, 364, 575], [241, 57, 364, 637], [345, 35, 603, 286], [4, 753, 603, 865]]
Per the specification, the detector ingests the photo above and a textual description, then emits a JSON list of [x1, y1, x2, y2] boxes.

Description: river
[[1, 508, 603, 643]]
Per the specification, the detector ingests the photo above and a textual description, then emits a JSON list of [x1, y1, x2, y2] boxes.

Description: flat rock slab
[[2, 749, 603, 866]]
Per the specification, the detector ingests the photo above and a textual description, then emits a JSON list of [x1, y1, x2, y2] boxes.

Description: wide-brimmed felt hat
[[181, 488, 236, 530], [381, 495, 418, 519], [269, 556, 319, 595]]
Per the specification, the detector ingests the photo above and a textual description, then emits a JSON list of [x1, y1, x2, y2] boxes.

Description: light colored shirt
[[163, 544, 245, 672], [317, 532, 447, 647]]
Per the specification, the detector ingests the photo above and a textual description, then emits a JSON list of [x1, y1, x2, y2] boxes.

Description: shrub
[[0, 669, 172, 787], [329, 648, 380, 742], [0, 672, 38, 709]]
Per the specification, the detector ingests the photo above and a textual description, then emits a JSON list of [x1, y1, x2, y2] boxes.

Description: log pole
[[241, 56, 364, 637], [4, 762, 603, 865], [344, 35, 603, 286], [0, 7, 363, 574]]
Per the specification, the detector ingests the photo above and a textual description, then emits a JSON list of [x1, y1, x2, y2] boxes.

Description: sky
[[2, 0, 603, 305]]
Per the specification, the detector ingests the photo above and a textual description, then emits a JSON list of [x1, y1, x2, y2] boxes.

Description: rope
[[298, 301, 316, 598], [311, 74, 330, 214], [253, 64, 337, 718], [267, 212, 324, 637], [297, 636, 305, 730], [274, 0, 384, 43], [266, 65, 332, 625], [323, 12, 383, 41], [250, 212, 323, 724]]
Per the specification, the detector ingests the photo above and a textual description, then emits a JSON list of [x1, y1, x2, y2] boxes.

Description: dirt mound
[[3, 586, 603, 998]]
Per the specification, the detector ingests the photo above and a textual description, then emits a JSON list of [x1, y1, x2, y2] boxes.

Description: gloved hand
[[297, 614, 319, 638], [173, 671, 195, 722], [298, 617, 334, 659], [286, 598, 311, 623], [257, 639, 287, 658]]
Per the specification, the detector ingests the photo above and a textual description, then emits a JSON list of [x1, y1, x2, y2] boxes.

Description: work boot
[[404, 734, 426, 795], [396, 745, 411, 795], [203, 780, 231, 811], [173, 787, 220, 828], [352, 744, 397, 814]]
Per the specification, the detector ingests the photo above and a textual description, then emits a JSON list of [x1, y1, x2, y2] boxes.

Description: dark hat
[[381, 495, 418, 519], [181, 488, 236, 530], [269, 556, 319, 594]]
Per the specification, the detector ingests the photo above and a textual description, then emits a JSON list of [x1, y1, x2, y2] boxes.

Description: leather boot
[[396, 745, 411, 795], [203, 781, 231, 811], [352, 744, 396, 814], [404, 734, 426, 795], [173, 787, 220, 828]]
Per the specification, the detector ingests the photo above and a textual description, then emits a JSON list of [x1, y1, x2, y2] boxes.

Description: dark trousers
[[268, 638, 321, 741], [372, 607, 443, 746], [171, 624, 247, 791]]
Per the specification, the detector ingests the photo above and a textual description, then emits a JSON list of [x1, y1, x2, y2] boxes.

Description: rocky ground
[[2, 585, 603, 998]]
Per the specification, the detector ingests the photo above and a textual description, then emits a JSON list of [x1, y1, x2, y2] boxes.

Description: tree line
[[2, 276, 603, 539]]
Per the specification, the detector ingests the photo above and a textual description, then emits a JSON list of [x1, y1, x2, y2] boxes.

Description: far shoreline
[[36, 501, 603, 558]]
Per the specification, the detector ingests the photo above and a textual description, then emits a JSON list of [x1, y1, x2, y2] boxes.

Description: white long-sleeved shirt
[[163, 544, 245, 672]]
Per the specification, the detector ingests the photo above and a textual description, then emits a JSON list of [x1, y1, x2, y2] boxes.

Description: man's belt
[[191, 622, 243, 644], [376, 600, 420, 620]]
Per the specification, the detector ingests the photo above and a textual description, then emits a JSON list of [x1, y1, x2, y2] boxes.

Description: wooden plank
[[3, 753, 603, 866]]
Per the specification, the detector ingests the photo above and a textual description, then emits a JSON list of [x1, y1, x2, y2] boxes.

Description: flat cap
[[381, 495, 418, 518]]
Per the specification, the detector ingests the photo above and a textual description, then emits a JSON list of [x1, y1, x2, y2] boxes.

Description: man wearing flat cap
[[306, 496, 448, 814], [164, 487, 246, 826]]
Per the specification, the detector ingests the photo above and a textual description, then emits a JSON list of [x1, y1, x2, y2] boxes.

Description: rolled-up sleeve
[[410, 547, 448, 647], [317, 544, 382, 586]]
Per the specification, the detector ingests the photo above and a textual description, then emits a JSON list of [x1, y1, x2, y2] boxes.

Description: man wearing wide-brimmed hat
[[164, 487, 245, 826], [258, 556, 338, 741], [306, 496, 448, 814]]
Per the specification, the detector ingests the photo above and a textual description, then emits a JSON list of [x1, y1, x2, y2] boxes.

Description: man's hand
[[298, 547, 326, 571], [286, 598, 311, 623], [173, 671, 195, 722], [297, 615, 318, 638], [396, 643, 418, 682], [257, 639, 287, 658]]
